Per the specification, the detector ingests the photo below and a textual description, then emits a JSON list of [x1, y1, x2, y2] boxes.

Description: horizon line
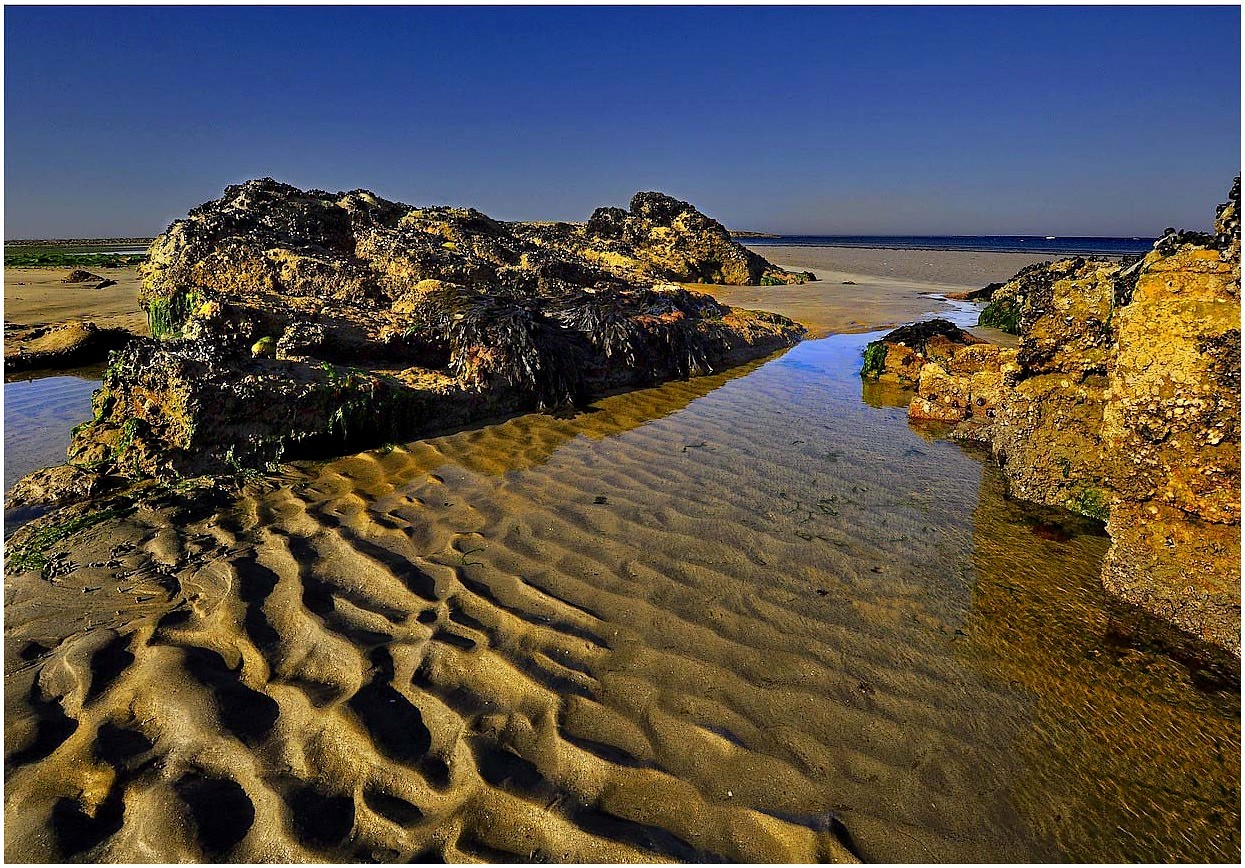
[[4, 231, 1165, 243]]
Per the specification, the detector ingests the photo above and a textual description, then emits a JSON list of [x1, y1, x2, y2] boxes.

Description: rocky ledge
[[864, 179, 1241, 655], [9, 180, 806, 511], [4, 321, 133, 372]]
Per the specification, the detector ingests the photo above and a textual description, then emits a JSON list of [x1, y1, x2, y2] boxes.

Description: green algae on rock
[[27, 180, 805, 491]]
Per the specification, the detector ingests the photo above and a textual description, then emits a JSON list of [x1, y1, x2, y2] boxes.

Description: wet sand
[[703, 246, 1057, 339], [4, 251, 1239, 863], [4, 266, 146, 333]]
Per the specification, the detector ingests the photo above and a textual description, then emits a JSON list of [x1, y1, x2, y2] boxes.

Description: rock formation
[[26, 180, 804, 493], [1099, 179, 1240, 656], [859, 318, 985, 387], [868, 180, 1241, 654], [4, 322, 134, 372], [514, 191, 814, 286]]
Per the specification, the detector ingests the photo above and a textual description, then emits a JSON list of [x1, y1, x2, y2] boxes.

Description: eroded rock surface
[[515, 191, 815, 286], [884, 180, 1242, 654], [908, 343, 1019, 434], [25, 180, 804, 497], [1099, 181, 1241, 652]]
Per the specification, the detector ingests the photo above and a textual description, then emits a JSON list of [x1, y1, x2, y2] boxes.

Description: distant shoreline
[[4, 234, 1156, 259], [5, 237, 155, 246], [743, 236, 1156, 257]]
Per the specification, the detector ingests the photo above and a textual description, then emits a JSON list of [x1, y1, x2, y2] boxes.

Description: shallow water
[[3, 367, 101, 492], [3, 332, 1239, 862]]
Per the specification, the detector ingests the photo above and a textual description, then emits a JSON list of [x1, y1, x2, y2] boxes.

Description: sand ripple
[[4, 335, 1239, 862]]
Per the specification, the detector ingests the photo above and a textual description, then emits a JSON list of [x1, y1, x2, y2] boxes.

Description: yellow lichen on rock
[[1100, 235, 1241, 652]]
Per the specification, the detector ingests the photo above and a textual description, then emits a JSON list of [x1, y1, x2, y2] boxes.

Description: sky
[[4, 5, 1241, 238]]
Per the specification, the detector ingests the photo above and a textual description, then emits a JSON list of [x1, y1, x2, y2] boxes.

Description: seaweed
[[114, 417, 145, 459], [554, 295, 641, 366], [978, 296, 1020, 335], [642, 313, 714, 379], [147, 290, 203, 339], [7, 505, 133, 574], [1068, 486, 1110, 523], [860, 341, 888, 380], [761, 269, 815, 286], [416, 287, 586, 409]]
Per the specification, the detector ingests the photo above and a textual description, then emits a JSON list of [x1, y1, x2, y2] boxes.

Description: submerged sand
[[4, 249, 1239, 863]]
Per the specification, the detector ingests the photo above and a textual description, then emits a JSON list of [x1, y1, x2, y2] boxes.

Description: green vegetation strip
[[147, 290, 202, 338], [5, 252, 146, 269], [978, 297, 1020, 335], [7, 505, 131, 573]]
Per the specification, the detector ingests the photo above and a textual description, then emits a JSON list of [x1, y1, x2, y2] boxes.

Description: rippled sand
[[5, 331, 1238, 862]]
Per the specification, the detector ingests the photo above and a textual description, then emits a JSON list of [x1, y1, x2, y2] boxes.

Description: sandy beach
[[4, 244, 1238, 863], [4, 266, 146, 332], [704, 246, 1055, 339]]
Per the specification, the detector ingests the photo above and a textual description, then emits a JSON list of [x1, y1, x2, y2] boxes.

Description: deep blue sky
[[4, 6, 1240, 238]]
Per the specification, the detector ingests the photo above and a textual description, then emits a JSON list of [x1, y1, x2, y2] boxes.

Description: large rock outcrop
[[1099, 179, 1241, 652], [42, 180, 803, 487], [877, 180, 1241, 654]]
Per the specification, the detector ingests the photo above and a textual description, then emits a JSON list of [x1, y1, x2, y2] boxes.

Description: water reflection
[[4, 366, 101, 492], [964, 467, 1240, 862], [289, 331, 1239, 860]]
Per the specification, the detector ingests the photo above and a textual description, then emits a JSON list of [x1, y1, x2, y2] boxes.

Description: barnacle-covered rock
[[516, 191, 815, 286], [860, 318, 985, 387], [44, 180, 804, 486]]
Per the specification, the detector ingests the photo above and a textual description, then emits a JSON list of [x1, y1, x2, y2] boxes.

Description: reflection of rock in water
[[859, 378, 911, 410], [3, 369, 103, 498], [963, 464, 1240, 863], [380, 351, 775, 480]]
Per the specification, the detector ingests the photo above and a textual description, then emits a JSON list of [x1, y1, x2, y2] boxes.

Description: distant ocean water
[[743, 235, 1157, 257]]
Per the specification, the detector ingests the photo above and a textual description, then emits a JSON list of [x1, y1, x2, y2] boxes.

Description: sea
[[744, 235, 1157, 257]]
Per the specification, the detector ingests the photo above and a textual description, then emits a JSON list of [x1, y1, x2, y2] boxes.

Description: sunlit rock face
[[1100, 178, 1240, 654], [570, 191, 816, 286], [859, 319, 986, 388], [888, 179, 1241, 654]]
